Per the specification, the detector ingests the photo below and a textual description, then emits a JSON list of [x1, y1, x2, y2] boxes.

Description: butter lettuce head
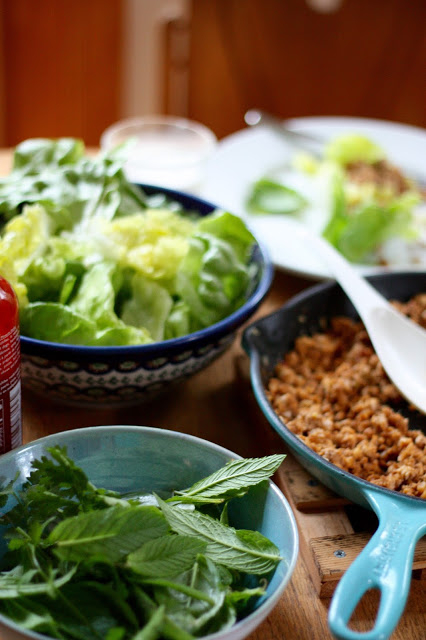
[[94, 209, 194, 283], [0, 138, 257, 346]]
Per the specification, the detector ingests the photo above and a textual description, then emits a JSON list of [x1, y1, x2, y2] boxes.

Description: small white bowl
[[100, 115, 217, 193]]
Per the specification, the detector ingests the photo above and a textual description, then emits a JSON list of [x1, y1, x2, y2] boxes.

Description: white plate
[[201, 116, 426, 279]]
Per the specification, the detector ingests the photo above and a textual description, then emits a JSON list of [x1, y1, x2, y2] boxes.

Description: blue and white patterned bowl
[[20, 185, 273, 408]]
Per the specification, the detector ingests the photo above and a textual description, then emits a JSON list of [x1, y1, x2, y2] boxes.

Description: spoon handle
[[295, 228, 385, 326], [297, 226, 426, 412]]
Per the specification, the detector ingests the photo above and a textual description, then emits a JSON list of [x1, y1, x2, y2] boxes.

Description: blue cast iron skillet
[[242, 271, 426, 640]]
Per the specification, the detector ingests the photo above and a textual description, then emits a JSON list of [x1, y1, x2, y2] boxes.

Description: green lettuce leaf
[[20, 302, 152, 346], [246, 178, 307, 215], [322, 164, 417, 262], [0, 138, 148, 228], [176, 211, 256, 328], [164, 300, 192, 340], [324, 133, 385, 166], [120, 275, 173, 342], [69, 262, 122, 329]]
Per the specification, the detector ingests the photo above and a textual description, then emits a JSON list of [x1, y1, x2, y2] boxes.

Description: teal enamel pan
[[243, 272, 426, 640]]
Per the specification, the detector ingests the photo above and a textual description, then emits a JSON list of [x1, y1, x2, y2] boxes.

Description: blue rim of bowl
[[20, 185, 274, 357], [0, 425, 299, 640]]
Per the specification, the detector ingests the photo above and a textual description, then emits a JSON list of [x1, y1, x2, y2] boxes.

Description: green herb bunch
[[0, 447, 285, 640]]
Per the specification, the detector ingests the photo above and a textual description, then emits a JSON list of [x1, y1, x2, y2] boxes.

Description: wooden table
[[1, 149, 424, 639]]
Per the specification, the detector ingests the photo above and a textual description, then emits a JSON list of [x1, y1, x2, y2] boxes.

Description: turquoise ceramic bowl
[[0, 425, 298, 640]]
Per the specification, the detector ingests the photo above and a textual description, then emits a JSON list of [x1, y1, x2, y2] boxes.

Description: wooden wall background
[[0, 0, 123, 147], [0, 0, 425, 147], [185, 0, 426, 139]]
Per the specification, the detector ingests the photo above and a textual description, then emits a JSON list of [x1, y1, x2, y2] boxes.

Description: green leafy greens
[[0, 448, 286, 640], [0, 138, 258, 345], [246, 178, 307, 216], [245, 132, 424, 264]]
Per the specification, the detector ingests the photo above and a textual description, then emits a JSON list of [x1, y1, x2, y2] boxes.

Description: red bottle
[[0, 276, 22, 453]]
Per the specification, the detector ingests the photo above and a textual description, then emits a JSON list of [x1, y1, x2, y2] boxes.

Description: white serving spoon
[[294, 226, 426, 414]]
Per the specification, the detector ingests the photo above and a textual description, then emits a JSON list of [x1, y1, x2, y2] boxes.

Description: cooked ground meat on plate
[[266, 294, 426, 499]]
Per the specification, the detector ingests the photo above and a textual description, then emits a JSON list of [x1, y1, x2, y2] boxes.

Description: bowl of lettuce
[[0, 138, 273, 407]]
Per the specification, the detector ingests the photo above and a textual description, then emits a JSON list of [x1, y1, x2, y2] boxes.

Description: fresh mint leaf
[[158, 498, 282, 574], [172, 454, 285, 504], [42, 581, 134, 640], [0, 566, 76, 598], [49, 505, 169, 563], [195, 599, 236, 637], [152, 556, 230, 636], [64, 581, 139, 631], [127, 535, 206, 578], [106, 629, 126, 640], [142, 578, 216, 606], [131, 603, 165, 640], [129, 586, 196, 640], [0, 596, 60, 636], [0, 446, 286, 640]]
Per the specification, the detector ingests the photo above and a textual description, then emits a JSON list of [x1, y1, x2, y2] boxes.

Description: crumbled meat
[[266, 294, 426, 499], [345, 160, 410, 195]]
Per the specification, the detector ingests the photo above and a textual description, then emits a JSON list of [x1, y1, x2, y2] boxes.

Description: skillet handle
[[328, 489, 426, 640]]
